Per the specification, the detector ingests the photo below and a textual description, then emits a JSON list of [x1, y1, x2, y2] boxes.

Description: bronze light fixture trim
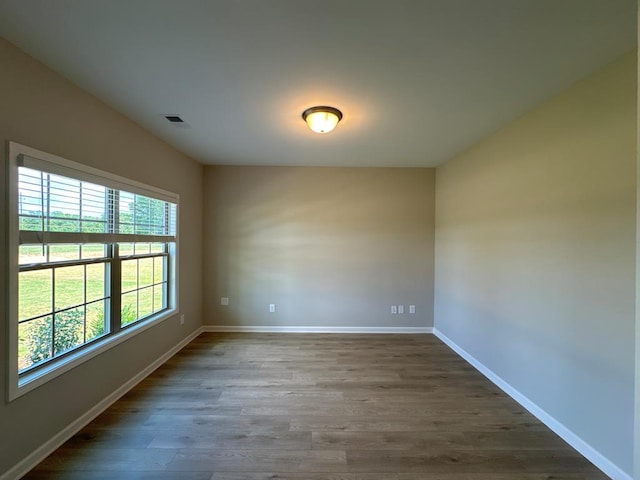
[[302, 106, 343, 134]]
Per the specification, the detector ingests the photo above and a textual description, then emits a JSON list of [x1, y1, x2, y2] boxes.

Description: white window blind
[[18, 156, 177, 246]]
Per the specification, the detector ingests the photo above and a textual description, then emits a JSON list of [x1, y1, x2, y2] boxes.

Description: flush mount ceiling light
[[302, 106, 343, 134]]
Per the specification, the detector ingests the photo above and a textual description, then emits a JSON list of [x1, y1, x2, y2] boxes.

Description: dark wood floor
[[24, 333, 608, 479]]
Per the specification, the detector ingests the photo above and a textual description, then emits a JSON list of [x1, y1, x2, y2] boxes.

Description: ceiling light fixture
[[302, 106, 343, 134]]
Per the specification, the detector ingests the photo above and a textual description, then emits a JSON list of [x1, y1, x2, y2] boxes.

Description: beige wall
[[0, 38, 203, 474], [434, 51, 636, 476], [203, 166, 435, 329]]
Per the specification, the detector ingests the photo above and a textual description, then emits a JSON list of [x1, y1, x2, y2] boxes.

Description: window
[[7, 142, 179, 400]]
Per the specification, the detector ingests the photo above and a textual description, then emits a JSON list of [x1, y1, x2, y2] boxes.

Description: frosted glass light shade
[[302, 106, 343, 134]]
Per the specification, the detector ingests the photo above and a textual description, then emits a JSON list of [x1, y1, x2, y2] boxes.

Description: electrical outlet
[[269, 303, 276, 313], [391, 305, 397, 314], [409, 305, 416, 314], [221, 297, 229, 306], [179, 314, 185, 325], [398, 305, 404, 314]]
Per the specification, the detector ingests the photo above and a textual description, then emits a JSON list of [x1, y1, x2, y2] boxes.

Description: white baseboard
[[203, 325, 433, 334], [2, 327, 204, 480], [432, 328, 632, 480]]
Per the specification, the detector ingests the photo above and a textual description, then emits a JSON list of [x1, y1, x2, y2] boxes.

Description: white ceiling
[[0, 1, 636, 167]]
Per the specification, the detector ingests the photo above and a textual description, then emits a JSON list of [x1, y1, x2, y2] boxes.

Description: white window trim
[[6, 141, 180, 401]]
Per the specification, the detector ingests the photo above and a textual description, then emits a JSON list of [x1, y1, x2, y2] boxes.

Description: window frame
[[7, 142, 180, 401]]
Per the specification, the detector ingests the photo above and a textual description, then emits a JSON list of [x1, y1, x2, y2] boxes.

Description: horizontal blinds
[[18, 163, 177, 245]]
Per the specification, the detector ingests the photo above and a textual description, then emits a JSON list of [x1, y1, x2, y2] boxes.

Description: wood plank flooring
[[23, 333, 608, 479]]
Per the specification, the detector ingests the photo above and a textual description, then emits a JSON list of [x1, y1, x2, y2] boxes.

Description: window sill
[[9, 308, 178, 402]]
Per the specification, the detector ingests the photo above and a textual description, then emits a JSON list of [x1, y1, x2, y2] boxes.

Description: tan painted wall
[[203, 166, 435, 329], [435, 51, 636, 476], [0, 38, 203, 474]]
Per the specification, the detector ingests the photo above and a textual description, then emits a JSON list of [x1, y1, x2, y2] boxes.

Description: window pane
[[138, 257, 153, 287], [86, 263, 106, 302], [19, 214, 43, 231], [18, 167, 44, 232], [153, 284, 165, 311], [121, 259, 137, 293], [116, 192, 176, 237], [121, 292, 137, 326], [53, 307, 84, 356], [18, 168, 112, 236], [138, 287, 153, 319], [49, 174, 80, 233], [119, 243, 134, 256], [80, 183, 107, 233], [49, 244, 80, 262], [49, 216, 79, 233], [19, 245, 46, 265], [54, 265, 85, 310], [19, 269, 52, 320], [19, 316, 53, 371], [81, 244, 106, 260], [167, 204, 177, 235], [150, 243, 164, 254], [118, 191, 135, 234], [86, 300, 107, 341], [134, 195, 151, 235], [81, 220, 105, 233], [151, 199, 166, 235], [134, 242, 150, 255], [153, 256, 164, 284]]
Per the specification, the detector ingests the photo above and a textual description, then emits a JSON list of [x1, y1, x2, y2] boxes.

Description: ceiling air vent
[[162, 114, 190, 129], [164, 115, 184, 123]]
